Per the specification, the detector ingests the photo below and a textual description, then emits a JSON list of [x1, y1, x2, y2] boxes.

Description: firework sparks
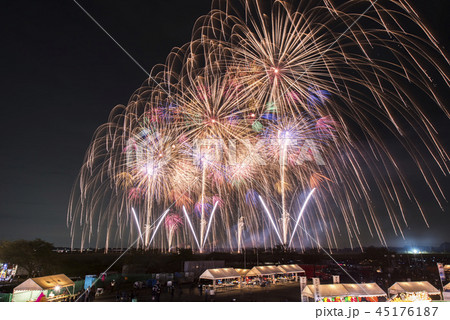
[[131, 207, 144, 244], [68, 0, 449, 252], [289, 188, 316, 247]]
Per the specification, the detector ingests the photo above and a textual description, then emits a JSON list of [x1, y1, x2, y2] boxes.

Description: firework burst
[[68, 0, 449, 253]]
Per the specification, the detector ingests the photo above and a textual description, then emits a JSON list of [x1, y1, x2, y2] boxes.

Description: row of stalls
[[200, 265, 445, 302], [302, 281, 443, 302], [199, 264, 305, 290], [302, 283, 387, 302]]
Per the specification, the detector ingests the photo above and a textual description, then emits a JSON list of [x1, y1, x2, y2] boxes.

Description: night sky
[[1, 0, 448, 248]]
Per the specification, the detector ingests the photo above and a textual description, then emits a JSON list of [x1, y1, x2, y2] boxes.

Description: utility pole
[[244, 249, 247, 269]]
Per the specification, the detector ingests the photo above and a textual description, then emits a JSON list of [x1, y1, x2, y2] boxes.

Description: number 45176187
[[375, 306, 438, 317]]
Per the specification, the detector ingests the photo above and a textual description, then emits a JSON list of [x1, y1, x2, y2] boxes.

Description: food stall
[[246, 265, 284, 285], [301, 283, 387, 302], [234, 268, 250, 286], [443, 283, 450, 301], [277, 264, 305, 282], [388, 281, 441, 302], [12, 274, 75, 302], [199, 268, 241, 291], [444, 265, 450, 281]]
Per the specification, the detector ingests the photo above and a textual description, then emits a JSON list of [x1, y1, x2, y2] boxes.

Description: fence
[[0, 293, 12, 302]]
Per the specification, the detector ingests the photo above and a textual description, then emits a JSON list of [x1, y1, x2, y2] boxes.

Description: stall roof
[[199, 268, 241, 280], [246, 265, 283, 276], [234, 268, 250, 276], [302, 283, 386, 299], [14, 274, 74, 292], [443, 283, 450, 291], [278, 264, 305, 274], [388, 282, 441, 295]]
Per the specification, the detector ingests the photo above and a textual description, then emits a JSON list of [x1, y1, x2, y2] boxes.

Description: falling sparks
[[68, 0, 449, 253]]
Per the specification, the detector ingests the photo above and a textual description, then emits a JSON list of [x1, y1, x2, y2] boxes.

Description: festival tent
[[388, 281, 441, 296], [234, 268, 250, 286], [234, 268, 250, 277], [199, 268, 241, 289], [246, 265, 284, 284], [302, 283, 387, 302], [278, 264, 305, 274], [278, 264, 305, 281], [246, 265, 283, 276], [443, 283, 450, 301], [12, 274, 75, 302], [199, 268, 241, 280]]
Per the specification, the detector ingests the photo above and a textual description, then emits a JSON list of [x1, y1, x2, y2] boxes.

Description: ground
[[94, 281, 303, 302]]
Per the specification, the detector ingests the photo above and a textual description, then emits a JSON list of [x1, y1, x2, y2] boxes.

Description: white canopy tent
[[246, 265, 284, 284], [278, 264, 305, 281], [302, 283, 386, 301], [443, 283, 450, 301], [234, 268, 250, 277], [246, 265, 283, 276], [199, 268, 241, 280], [13, 274, 75, 302], [388, 281, 441, 296], [199, 268, 241, 289]]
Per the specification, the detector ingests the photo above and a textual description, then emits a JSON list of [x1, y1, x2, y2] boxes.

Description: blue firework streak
[[261, 113, 277, 121], [307, 87, 330, 110], [194, 201, 213, 217], [245, 189, 259, 205]]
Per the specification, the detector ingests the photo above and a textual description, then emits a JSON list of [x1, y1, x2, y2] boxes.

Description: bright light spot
[[278, 130, 293, 145], [54, 285, 60, 292], [251, 113, 255, 118], [142, 163, 156, 176]]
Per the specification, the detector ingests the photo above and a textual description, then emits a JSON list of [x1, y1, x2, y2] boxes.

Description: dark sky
[[0, 0, 448, 248]]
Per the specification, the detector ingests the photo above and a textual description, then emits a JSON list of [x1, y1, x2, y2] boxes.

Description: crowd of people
[[67, 276, 225, 302]]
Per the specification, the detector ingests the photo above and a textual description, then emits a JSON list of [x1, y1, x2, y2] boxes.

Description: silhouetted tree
[[0, 239, 55, 277]]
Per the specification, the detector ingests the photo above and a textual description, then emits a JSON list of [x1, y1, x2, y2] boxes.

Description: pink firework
[[165, 213, 183, 251], [128, 187, 144, 200], [212, 195, 224, 208], [316, 116, 338, 136], [165, 213, 183, 231]]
